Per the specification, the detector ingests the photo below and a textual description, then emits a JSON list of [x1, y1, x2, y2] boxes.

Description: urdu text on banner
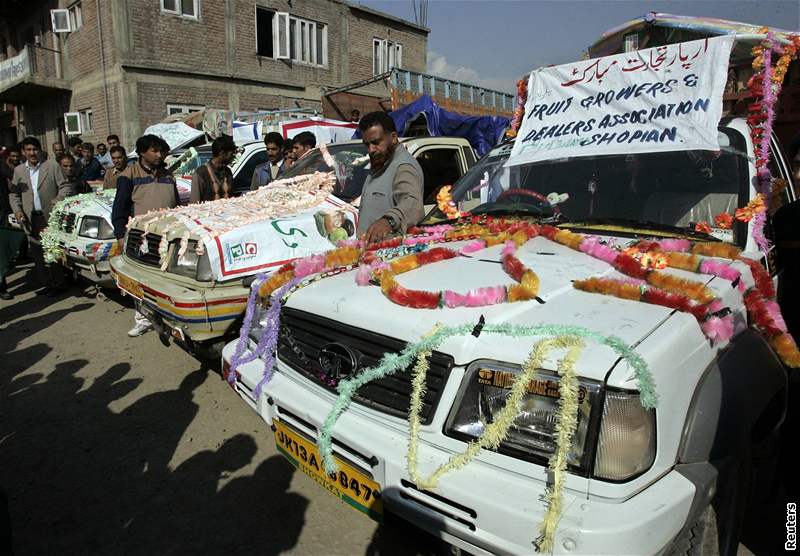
[[507, 36, 735, 166]]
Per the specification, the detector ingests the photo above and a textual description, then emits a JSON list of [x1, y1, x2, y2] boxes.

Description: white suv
[[223, 118, 796, 555]]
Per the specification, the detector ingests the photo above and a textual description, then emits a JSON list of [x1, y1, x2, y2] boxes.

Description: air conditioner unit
[[51, 9, 71, 33], [64, 112, 81, 135]]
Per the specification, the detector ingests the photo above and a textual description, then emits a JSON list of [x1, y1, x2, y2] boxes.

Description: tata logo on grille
[[318, 343, 359, 387]]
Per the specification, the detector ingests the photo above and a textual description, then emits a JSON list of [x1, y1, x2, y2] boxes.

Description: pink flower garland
[[699, 259, 745, 292]]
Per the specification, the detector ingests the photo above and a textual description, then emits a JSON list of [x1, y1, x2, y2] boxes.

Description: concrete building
[[0, 0, 429, 150]]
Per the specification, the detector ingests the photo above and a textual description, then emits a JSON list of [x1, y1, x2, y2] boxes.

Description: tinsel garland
[[436, 185, 461, 220], [406, 335, 585, 553], [543, 226, 717, 304], [574, 277, 734, 342], [536, 339, 584, 553], [314, 324, 653, 551], [747, 29, 800, 253], [228, 273, 270, 381], [229, 276, 303, 398], [41, 191, 116, 263], [505, 79, 528, 139], [375, 229, 541, 309], [318, 322, 657, 476]]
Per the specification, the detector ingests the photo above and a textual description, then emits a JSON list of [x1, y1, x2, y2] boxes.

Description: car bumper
[[63, 255, 115, 287], [222, 346, 696, 556], [110, 256, 247, 344]]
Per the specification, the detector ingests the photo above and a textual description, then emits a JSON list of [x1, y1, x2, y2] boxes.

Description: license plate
[[274, 420, 383, 521], [116, 273, 144, 299]]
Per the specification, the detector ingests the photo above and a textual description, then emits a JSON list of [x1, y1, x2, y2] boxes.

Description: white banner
[[508, 36, 734, 166], [201, 197, 358, 280], [144, 122, 205, 150], [0, 47, 30, 88], [280, 118, 358, 144]]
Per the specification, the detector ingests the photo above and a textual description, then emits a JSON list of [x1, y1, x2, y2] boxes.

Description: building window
[[68, 2, 83, 31], [373, 39, 402, 75], [624, 33, 639, 52], [161, 0, 199, 20], [255, 7, 274, 57], [78, 109, 93, 133], [266, 11, 327, 66], [167, 104, 204, 116]]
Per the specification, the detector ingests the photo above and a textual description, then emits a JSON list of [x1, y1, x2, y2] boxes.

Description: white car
[[223, 117, 796, 555], [44, 143, 266, 287]]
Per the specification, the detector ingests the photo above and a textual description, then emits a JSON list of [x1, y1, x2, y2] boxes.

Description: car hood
[[48, 190, 115, 240], [283, 235, 741, 385]]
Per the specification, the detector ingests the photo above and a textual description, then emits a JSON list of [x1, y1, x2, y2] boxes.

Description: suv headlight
[[593, 390, 656, 481], [248, 301, 274, 343], [445, 361, 656, 480], [445, 360, 602, 471], [79, 216, 115, 239], [167, 240, 214, 281]]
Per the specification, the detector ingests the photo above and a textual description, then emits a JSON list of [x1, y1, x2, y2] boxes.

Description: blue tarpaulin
[[352, 95, 510, 157]]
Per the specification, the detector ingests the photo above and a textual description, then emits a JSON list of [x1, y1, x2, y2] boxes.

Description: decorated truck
[[109, 137, 476, 358], [222, 24, 799, 556]]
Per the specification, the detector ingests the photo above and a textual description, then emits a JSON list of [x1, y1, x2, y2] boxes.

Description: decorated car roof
[[588, 12, 795, 62]]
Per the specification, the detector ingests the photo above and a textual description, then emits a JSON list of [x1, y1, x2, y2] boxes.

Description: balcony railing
[[389, 68, 515, 111], [27, 43, 63, 81]]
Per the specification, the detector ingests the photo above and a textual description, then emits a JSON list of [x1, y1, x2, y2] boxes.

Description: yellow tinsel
[[406, 335, 586, 552], [536, 339, 584, 553], [408, 336, 582, 471]]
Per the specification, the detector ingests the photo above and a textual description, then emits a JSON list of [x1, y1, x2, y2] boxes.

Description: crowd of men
[[0, 113, 425, 338], [0, 134, 130, 301]]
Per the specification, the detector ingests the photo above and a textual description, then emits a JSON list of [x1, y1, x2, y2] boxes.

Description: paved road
[[0, 264, 444, 556]]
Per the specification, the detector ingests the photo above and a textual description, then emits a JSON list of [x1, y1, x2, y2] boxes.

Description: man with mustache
[[357, 111, 423, 243]]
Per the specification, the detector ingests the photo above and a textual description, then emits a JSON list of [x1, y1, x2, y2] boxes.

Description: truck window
[[461, 146, 476, 168], [417, 147, 463, 204], [767, 137, 794, 215], [233, 151, 269, 196]]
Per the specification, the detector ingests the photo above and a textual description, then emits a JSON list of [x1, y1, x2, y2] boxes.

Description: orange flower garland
[[436, 185, 461, 220], [694, 221, 712, 234], [734, 193, 766, 223], [250, 216, 799, 367], [714, 213, 733, 229], [543, 226, 717, 304]]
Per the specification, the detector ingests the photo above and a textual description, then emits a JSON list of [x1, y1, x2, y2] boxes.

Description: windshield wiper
[[557, 217, 718, 241]]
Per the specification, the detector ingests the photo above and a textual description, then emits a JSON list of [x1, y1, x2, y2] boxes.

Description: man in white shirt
[[9, 136, 74, 295]]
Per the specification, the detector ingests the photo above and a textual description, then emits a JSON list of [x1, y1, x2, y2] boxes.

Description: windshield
[[425, 127, 748, 244], [281, 143, 370, 202], [168, 148, 212, 177]]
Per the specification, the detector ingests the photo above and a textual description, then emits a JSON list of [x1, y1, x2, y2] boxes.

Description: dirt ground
[[0, 264, 444, 556], [1, 262, 794, 556]]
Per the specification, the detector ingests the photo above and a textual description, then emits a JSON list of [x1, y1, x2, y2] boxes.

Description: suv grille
[[278, 307, 454, 424], [59, 212, 76, 234], [125, 229, 163, 267]]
